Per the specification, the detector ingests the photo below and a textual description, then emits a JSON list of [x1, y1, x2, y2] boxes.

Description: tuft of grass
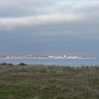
[[0, 64, 99, 99]]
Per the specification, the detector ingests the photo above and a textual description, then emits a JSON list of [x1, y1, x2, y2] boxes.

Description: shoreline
[[0, 58, 97, 60]]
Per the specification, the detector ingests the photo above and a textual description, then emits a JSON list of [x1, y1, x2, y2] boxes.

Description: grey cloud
[[0, 0, 99, 19], [0, 0, 49, 18], [0, 24, 99, 57], [0, 13, 85, 30], [0, 0, 56, 18], [0, 0, 99, 57], [53, 1, 99, 15], [20, 0, 56, 6], [53, 2, 74, 13], [73, 1, 99, 14]]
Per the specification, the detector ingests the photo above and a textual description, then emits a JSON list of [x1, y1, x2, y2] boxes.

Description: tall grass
[[0, 63, 99, 99]]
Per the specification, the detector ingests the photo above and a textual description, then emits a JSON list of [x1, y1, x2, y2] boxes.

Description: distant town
[[0, 55, 96, 59]]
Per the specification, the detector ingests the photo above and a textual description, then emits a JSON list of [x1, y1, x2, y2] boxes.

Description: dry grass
[[0, 63, 99, 99]]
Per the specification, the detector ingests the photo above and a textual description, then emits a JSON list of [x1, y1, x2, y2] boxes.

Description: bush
[[0, 62, 8, 65], [19, 62, 27, 66], [0, 62, 14, 66]]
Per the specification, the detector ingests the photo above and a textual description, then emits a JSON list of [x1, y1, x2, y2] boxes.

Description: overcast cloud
[[0, 0, 99, 58]]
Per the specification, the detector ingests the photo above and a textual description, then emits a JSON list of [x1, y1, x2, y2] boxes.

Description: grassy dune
[[0, 63, 99, 99]]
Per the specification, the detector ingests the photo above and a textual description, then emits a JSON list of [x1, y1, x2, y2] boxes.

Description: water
[[0, 59, 99, 66]]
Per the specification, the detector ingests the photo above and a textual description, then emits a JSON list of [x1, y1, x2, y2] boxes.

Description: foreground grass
[[0, 63, 99, 99]]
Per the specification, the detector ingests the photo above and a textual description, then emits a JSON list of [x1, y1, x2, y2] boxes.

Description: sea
[[0, 59, 99, 67]]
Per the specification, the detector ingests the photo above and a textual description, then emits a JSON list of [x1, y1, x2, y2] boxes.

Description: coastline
[[0, 55, 96, 60]]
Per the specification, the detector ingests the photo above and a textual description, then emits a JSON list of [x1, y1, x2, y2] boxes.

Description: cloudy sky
[[0, 0, 99, 58]]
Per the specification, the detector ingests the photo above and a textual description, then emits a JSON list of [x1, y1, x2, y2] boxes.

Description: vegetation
[[0, 63, 99, 99]]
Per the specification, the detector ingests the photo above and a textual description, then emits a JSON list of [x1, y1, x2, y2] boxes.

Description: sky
[[0, 0, 99, 58]]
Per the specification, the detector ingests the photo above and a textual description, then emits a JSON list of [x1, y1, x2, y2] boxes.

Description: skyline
[[0, 54, 97, 59], [0, 0, 99, 58]]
